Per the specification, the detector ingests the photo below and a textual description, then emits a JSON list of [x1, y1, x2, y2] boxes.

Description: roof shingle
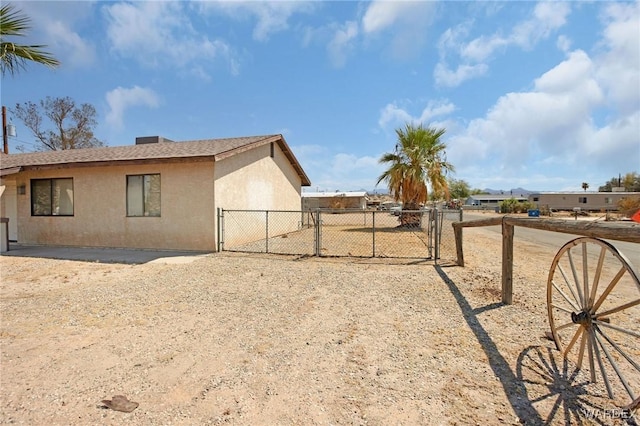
[[0, 134, 311, 186]]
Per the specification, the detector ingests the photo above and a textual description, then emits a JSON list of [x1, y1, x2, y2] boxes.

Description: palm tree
[[582, 182, 589, 192], [1, 4, 60, 76], [377, 123, 454, 226]]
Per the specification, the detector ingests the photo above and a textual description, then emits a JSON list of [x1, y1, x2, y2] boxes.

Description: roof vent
[[135, 136, 175, 145]]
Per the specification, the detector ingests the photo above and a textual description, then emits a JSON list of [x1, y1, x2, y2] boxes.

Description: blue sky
[[1, 1, 639, 192]]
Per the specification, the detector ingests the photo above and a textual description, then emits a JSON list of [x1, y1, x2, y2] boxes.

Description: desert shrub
[[499, 199, 536, 214], [618, 195, 640, 218], [519, 201, 535, 213], [500, 198, 521, 213]]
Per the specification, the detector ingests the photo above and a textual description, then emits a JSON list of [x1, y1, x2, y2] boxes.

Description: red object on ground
[[632, 209, 640, 223]]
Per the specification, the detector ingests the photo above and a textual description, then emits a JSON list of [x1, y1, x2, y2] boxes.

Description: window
[[127, 174, 161, 217], [31, 178, 74, 216], [532, 197, 539, 202], [578, 197, 587, 204], [605, 197, 613, 204]]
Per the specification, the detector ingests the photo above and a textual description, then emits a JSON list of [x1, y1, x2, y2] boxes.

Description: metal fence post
[[434, 208, 440, 263], [372, 210, 376, 257], [315, 209, 322, 256], [265, 210, 269, 253], [217, 208, 224, 252]]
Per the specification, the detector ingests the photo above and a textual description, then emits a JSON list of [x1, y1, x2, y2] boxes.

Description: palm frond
[[0, 4, 60, 76]]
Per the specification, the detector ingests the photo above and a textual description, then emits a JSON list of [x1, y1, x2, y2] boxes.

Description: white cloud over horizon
[[105, 86, 161, 129]]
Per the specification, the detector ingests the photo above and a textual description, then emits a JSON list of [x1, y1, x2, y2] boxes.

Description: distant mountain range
[[366, 187, 537, 196], [481, 187, 536, 195]]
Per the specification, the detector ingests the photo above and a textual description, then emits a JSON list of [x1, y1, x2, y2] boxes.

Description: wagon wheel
[[547, 237, 640, 408]]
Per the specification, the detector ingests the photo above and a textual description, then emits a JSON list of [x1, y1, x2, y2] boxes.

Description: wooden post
[[453, 223, 464, 266], [502, 220, 514, 305]]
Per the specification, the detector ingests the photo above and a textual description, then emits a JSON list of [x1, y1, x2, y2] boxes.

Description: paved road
[[462, 212, 640, 267]]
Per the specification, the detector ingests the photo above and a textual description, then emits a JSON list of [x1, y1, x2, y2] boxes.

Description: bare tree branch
[[13, 96, 104, 151]]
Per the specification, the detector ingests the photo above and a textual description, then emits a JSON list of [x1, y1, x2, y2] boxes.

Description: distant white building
[[465, 194, 528, 209], [302, 191, 368, 210]]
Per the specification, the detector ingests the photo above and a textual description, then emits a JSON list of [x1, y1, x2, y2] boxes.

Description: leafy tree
[[618, 196, 640, 218], [13, 96, 104, 151], [0, 4, 59, 76], [581, 182, 589, 191], [598, 173, 640, 192], [448, 178, 471, 200], [377, 123, 454, 225]]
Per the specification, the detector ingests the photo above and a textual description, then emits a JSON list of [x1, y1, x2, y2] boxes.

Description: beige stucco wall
[[0, 177, 18, 240], [214, 142, 303, 246], [13, 161, 216, 251]]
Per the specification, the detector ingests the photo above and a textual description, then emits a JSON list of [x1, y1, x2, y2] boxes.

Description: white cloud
[[327, 21, 359, 68], [104, 2, 236, 77], [446, 44, 638, 186], [594, 1, 640, 115], [556, 35, 572, 53], [378, 100, 456, 130], [362, 1, 432, 35], [12, 1, 97, 69], [461, 35, 508, 63], [436, 2, 572, 88], [510, 2, 571, 49], [105, 86, 161, 129], [200, 1, 316, 42], [433, 62, 488, 88], [361, 1, 437, 59], [45, 20, 96, 68]]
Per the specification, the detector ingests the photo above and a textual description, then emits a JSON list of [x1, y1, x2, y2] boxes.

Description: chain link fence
[[219, 208, 463, 261]]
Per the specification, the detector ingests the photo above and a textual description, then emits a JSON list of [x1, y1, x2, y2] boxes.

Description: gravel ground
[[0, 227, 637, 425]]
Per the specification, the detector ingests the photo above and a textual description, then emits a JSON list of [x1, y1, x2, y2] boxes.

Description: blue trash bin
[[528, 209, 540, 217]]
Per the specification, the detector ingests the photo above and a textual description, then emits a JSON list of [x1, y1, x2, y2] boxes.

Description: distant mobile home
[[528, 191, 639, 211]]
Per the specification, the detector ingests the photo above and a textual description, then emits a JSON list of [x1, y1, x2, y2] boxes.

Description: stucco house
[[0, 134, 310, 251]]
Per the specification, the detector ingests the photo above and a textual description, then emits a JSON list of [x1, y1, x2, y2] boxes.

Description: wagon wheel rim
[[546, 237, 640, 406]]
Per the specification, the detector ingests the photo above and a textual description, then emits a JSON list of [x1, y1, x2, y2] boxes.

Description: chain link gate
[[218, 208, 462, 261]]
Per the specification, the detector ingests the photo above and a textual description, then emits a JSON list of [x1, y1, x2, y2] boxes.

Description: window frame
[[126, 174, 161, 217], [30, 178, 74, 217]]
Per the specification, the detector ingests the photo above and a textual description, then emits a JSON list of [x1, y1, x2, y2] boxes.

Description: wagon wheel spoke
[[594, 326, 637, 400], [547, 237, 640, 406], [588, 245, 607, 307], [595, 298, 640, 319], [567, 249, 585, 308], [594, 320, 640, 339], [576, 328, 587, 370], [596, 326, 640, 374], [564, 326, 584, 357], [591, 327, 614, 398], [556, 264, 583, 310], [587, 329, 597, 383], [591, 266, 628, 314], [550, 280, 581, 313]]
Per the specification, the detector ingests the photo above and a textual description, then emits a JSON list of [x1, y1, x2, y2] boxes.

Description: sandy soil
[[0, 226, 638, 425]]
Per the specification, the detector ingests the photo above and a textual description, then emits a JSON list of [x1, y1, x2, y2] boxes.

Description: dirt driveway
[[0, 227, 637, 425]]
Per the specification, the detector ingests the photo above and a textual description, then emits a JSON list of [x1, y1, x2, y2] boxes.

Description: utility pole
[[2, 106, 8, 154]]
